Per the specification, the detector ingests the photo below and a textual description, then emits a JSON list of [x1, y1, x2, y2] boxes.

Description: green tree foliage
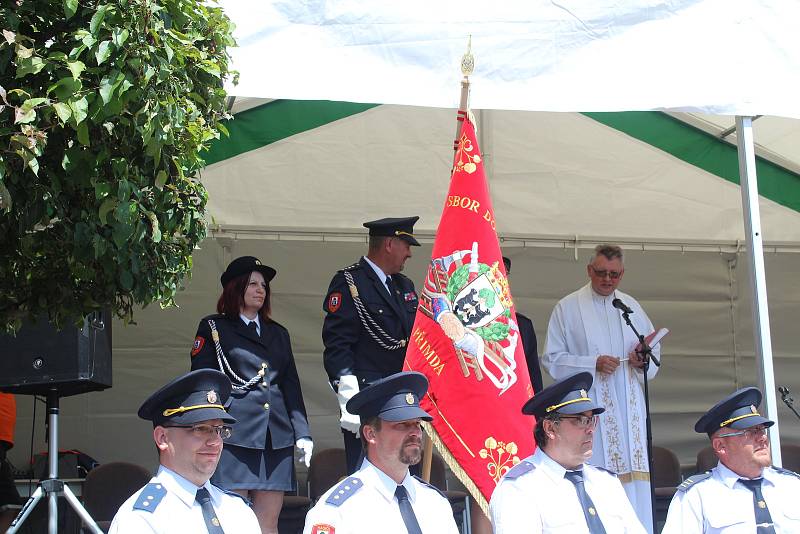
[[0, 0, 236, 331]]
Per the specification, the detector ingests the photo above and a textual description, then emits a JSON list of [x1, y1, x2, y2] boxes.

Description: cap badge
[[580, 389, 587, 398], [255, 259, 261, 265], [207, 390, 218, 403], [406, 393, 415, 405], [750, 405, 758, 414]]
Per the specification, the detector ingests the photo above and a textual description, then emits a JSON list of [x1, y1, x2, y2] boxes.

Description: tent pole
[[735, 115, 782, 466]]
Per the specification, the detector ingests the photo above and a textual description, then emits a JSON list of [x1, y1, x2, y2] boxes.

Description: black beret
[[220, 256, 276, 287]]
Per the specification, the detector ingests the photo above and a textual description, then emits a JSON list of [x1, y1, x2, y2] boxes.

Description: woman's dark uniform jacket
[[190, 314, 310, 449], [322, 257, 418, 387]]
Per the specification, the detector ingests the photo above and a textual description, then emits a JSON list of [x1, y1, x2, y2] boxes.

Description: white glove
[[295, 437, 313, 467], [337, 374, 361, 435]]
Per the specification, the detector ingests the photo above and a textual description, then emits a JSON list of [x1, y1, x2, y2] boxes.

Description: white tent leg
[[735, 115, 782, 466]]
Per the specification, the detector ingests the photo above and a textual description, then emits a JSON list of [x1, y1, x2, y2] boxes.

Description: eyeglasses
[[717, 426, 768, 440], [557, 414, 599, 429], [590, 266, 622, 279], [164, 424, 233, 440]]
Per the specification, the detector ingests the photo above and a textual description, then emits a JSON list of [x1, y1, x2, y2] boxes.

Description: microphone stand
[[620, 310, 660, 532], [779, 387, 800, 421]]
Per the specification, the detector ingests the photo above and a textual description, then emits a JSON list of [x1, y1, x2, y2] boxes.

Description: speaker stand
[[6, 388, 103, 534]]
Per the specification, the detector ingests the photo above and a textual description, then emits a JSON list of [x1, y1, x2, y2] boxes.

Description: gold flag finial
[[461, 35, 474, 77]]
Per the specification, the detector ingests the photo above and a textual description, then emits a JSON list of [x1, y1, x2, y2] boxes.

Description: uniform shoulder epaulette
[[503, 461, 535, 480], [677, 471, 712, 492], [772, 466, 800, 480], [325, 476, 363, 506], [412, 476, 447, 499], [589, 464, 618, 477], [265, 318, 288, 334], [132, 482, 167, 512], [340, 262, 361, 273], [201, 313, 225, 322], [223, 488, 252, 506]]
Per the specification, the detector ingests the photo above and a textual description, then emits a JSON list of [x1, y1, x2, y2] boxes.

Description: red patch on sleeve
[[191, 336, 205, 357], [311, 525, 335, 534], [327, 292, 342, 313]]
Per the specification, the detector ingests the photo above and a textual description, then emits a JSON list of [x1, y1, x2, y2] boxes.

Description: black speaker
[[0, 311, 112, 397]]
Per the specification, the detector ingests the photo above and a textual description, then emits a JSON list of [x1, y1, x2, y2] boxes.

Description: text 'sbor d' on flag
[[404, 110, 535, 513]]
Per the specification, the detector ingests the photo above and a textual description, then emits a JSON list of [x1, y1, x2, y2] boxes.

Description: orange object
[[0, 392, 16, 445]]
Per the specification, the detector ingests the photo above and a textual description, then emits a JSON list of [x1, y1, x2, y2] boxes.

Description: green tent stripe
[[583, 111, 800, 214], [202, 100, 379, 165]]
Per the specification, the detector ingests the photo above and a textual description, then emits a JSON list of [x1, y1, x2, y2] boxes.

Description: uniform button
[[263, 403, 270, 410], [379, 309, 383, 314]]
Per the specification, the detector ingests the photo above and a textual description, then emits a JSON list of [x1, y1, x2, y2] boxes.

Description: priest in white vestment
[[543, 244, 660, 534]]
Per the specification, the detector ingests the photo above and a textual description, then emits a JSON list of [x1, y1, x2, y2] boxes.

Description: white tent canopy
[[224, 0, 800, 118]]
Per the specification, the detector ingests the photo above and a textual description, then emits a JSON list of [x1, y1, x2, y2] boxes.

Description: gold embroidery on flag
[[453, 131, 482, 175], [479, 436, 521, 482]]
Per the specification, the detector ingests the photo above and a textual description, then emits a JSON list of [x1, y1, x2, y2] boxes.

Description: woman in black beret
[[190, 256, 312, 534]]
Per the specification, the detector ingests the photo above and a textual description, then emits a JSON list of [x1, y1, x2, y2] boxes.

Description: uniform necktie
[[247, 320, 258, 336], [195, 487, 225, 534], [395, 485, 423, 534], [386, 276, 398, 300], [564, 470, 607, 534], [739, 478, 776, 533]]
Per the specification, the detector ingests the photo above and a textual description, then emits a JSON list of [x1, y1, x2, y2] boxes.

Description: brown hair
[[216, 271, 271, 321], [360, 416, 382, 449], [534, 414, 561, 448]]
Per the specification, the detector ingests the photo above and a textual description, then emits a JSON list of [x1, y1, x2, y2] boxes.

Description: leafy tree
[[0, 0, 236, 331]]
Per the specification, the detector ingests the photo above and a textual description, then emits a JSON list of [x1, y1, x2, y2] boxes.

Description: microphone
[[612, 298, 634, 314]]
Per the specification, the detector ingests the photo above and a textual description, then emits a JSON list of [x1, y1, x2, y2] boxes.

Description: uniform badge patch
[[327, 292, 342, 313], [191, 336, 205, 357], [311, 525, 335, 534], [404, 291, 417, 302]]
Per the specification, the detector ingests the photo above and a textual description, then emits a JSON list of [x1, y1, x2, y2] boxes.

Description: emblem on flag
[[311, 525, 335, 534]]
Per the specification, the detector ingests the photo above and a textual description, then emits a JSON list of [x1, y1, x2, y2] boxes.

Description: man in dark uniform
[[322, 216, 421, 474], [503, 256, 543, 393]]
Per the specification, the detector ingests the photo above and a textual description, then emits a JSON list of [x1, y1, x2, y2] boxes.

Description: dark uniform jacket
[[322, 257, 418, 387], [516, 311, 543, 393], [190, 314, 310, 450]]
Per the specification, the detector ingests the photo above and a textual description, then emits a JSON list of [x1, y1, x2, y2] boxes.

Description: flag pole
[[454, 35, 474, 151], [423, 36, 476, 484]]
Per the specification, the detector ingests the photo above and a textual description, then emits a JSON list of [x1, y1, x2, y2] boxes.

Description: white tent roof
[[223, 0, 800, 117]]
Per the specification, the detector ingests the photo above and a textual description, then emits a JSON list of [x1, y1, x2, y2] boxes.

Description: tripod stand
[[6, 388, 102, 534]]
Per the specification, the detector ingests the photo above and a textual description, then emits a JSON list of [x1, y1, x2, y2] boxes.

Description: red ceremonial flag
[[404, 110, 536, 513]]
